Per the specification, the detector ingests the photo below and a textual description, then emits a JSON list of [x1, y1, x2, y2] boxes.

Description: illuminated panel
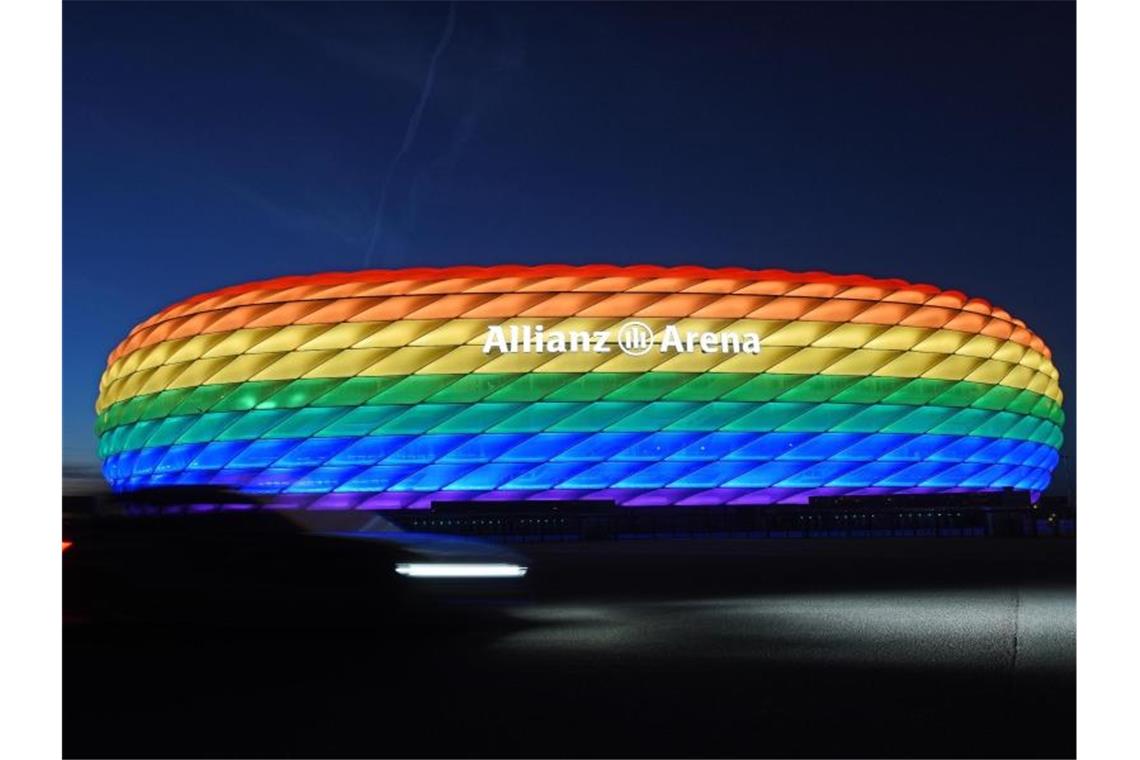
[[95, 265, 1064, 508]]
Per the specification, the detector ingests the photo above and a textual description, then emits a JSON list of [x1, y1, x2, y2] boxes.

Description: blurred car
[[63, 487, 530, 628]]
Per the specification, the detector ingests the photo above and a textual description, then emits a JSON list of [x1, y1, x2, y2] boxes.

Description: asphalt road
[[65, 538, 1074, 759]]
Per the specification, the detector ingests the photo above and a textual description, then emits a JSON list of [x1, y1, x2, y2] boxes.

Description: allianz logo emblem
[[482, 322, 763, 356]]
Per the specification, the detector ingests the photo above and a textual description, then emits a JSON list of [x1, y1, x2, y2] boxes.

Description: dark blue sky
[[64, 1, 1075, 488]]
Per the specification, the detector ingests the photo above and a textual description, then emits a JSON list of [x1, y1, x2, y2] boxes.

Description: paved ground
[[65, 538, 1074, 758]]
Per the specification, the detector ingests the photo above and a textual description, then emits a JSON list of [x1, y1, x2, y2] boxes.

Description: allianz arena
[[95, 265, 1063, 508]]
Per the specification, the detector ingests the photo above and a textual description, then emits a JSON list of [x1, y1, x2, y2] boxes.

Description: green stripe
[[98, 399, 1065, 458], [97, 372, 1064, 435]]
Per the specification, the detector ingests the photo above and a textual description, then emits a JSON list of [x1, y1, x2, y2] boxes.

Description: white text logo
[[481, 323, 762, 356]]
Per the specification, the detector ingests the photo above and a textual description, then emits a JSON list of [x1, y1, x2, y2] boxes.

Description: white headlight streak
[[394, 563, 528, 578]]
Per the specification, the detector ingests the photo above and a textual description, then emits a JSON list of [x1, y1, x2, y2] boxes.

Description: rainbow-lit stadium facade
[[96, 265, 1063, 509]]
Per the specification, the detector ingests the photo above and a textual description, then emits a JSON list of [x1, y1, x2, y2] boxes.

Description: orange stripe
[[106, 267, 1053, 366]]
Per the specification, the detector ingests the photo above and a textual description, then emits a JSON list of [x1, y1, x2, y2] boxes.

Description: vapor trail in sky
[[364, 2, 457, 267]]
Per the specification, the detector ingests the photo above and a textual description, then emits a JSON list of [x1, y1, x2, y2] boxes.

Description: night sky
[[63, 1, 1075, 490]]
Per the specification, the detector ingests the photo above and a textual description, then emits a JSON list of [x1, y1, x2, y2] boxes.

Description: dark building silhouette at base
[[387, 489, 1074, 542]]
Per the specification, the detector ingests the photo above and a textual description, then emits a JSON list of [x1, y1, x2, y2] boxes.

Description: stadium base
[[384, 490, 1074, 541]]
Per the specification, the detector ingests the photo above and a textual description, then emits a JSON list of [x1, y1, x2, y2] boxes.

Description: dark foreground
[[65, 538, 1074, 759]]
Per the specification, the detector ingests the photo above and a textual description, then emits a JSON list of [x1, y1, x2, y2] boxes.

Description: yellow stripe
[[100, 317, 1061, 388], [97, 343, 1064, 413], [97, 324, 1064, 409]]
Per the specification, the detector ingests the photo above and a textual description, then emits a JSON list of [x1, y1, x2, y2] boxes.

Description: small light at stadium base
[[394, 563, 527, 578]]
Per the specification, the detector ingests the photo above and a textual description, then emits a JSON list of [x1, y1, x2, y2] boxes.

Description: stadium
[[95, 265, 1064, 510]]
